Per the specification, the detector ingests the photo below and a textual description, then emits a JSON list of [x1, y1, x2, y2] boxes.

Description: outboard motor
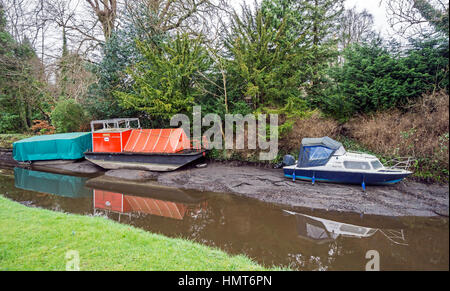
[[282, 155, 296, 166]]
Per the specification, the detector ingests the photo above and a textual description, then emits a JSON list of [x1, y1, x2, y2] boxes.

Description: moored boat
[[84, 118, 207, 172], [283, 137, 412, 188], [13, 132, 92, 163]]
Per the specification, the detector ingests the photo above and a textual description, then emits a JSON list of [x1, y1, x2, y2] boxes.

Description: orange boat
[[84, 118, 207, 172]]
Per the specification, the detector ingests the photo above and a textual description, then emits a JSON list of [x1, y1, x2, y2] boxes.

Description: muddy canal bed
[[1, 167, 448, 271], [158, 164, 449, 217]]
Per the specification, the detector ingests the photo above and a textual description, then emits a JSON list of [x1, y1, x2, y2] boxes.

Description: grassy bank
[[0, 196, 268, 271]]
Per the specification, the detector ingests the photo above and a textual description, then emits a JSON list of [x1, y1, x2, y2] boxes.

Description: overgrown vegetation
[[320, 36, 449, 120], [345, 91, 449, 183], [51, 99, 87, 133]]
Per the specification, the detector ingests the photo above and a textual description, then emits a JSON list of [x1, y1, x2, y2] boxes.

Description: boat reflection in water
[[86, 176, 208, 221], [284, 210, 408, 246], [14, 167, 92, 198], [93, 189, 207, 221]]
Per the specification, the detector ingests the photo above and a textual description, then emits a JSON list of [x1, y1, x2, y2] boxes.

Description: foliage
[[51, 99, 87, 133], [344, 90, 449, 183], [319, 36, 449, 120], [83, 26, 144, 122], [114, 33, 212, 125], [0, 4, 46, 133], [0, 0, 449, 178], [225, 0, 343, 113], [410, 0, 449, 36], [225, 4, 305, 109], [385, 0, 449, 38], [30, 120, 55, 135]]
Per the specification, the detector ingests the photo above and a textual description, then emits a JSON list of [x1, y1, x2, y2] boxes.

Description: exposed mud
[[0, 149, 17, 167], [157, 163, 449, 217]]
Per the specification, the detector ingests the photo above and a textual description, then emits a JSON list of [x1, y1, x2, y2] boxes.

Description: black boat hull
[[85, 151, 206, 172]]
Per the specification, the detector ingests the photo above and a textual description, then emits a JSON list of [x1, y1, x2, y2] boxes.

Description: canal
[[0, 167, 448, 271]]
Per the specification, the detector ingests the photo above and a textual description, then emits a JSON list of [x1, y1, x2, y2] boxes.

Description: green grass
[[0, 196, 269, 271], [0, 134, 33, 149]]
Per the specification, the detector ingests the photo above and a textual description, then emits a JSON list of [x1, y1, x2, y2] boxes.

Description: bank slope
[[0, 196, 267, 271]]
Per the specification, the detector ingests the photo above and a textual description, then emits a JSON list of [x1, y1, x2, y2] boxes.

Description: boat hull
[[284, 168, 411, 185], [85, 151, 206, 172]]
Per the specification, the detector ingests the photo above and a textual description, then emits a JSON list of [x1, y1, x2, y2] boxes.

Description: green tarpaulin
[[14, 167, 93, 198], [13, 132, 92, 162]]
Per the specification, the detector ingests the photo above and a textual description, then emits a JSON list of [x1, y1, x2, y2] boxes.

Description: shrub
[[344, 91, 449, 182], [30, 120, 55, 135], [319, 37, 449, 120], [51, 99, 87, 133], [281, 111, 340, 152]]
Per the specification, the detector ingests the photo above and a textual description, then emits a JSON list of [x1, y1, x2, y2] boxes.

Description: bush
[[30, 120, 55, 135], [0, 113, 21, 133], [51, 99, 87, 133], [344, 91, 449, 182], [319, 37, 449, 120], [280, 111, 340, 152]]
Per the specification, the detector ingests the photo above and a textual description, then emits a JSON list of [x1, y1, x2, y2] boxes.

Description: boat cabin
[[297, 137, 384, 171], [90, 118, 191, 154]]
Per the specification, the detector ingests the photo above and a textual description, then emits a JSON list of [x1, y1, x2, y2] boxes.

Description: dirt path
[[157, 163, 449, 217]]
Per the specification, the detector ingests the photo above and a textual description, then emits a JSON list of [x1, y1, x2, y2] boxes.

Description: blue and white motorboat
[[283, 137, 412, 188]]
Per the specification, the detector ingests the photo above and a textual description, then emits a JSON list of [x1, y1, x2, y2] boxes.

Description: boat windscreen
[[298, 146, 335, 167], [371, 160, 383, 170]]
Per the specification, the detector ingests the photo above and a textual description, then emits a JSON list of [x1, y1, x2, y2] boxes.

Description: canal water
[[0, 167, 448, 271]]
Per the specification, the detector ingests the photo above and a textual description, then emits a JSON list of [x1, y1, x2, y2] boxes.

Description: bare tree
[[1, 0, 49, 48], [41, 0, 108, 61], [385, 0, 449, 38], [122, 0, 227, 40], [86, 0, 117, 40], [339, 7, 374, 50]]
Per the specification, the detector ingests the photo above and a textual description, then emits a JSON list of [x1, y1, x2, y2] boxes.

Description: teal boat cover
[[13, 132, 92, 162], [14, 167, 93, 198]]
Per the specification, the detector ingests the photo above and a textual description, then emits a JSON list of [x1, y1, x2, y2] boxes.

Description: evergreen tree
[[320, 36, 449, 120], [113, 34, 212, 125]]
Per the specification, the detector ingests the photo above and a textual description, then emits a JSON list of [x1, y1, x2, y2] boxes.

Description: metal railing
[[384, 157, 416, 171], [90, 118, 141, 132]]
